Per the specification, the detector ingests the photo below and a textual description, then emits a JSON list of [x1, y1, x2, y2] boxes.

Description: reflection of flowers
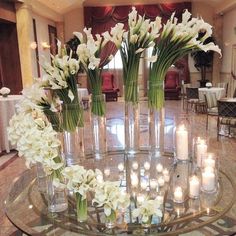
[[0, 87, 10, 96], [93, 181, 130, 217], [149, 10, 221, 110], [133, 197, 163, 224]]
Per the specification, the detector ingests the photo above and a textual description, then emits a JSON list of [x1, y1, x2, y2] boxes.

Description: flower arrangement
[[0, 87, 10, 97], [133, 197, 163, 226], [74, 28, 111, 116], [148, 10, 221, 110], [62, 165, 102, 221], [93, 181, 130, 227], [205, 82, 212, 88], [109, 7, 162, 103], [42, 40, 83, 132]]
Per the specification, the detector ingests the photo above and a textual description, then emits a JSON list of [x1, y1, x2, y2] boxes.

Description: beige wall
[[64, 7, 84, 42]]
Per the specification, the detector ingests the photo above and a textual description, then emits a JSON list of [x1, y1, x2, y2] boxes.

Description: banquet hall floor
[[0, 100, 236, 235]]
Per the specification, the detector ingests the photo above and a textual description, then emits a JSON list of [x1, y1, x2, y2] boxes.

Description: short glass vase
[[105, 209, 117, 229], [76, 193, 88, 222]]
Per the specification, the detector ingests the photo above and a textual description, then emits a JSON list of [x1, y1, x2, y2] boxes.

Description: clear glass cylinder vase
[[47, 175, 68, 213], [125, 101, 140, 154], [62, 103, 84, 166], [105, 209, 117, 229], [91, 94, 107, 159], [76, 193, 88, 222], [36, 162, 47, 193], [149, 107, 165, 157]]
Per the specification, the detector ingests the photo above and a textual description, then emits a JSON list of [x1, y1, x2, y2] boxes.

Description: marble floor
[[0, 100, 236, 235]]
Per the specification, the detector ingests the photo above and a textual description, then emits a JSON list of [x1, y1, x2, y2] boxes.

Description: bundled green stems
[[88, 69, 105, 117], [76, 192, 88, 222]]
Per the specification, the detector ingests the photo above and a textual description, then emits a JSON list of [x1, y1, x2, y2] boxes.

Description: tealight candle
[[144, 161, 150, 170], [174, 186, 184, 203], [150, 179, 158, 189], [202, 167, 216, 192], [176, 124, 189, 161], [158, 176, 165, 187], [104, 168, 110, 177], [156, 163, 163, 173], [203, 154, 216, 168], [132, 161, 139, 170], [189, 175, 200, 198], [118, 163, 124, 172], [196, 139, 207, 167]]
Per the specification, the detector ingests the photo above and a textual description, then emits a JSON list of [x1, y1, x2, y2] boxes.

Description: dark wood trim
[[48, 25, 57, 57], [33, 18, 40, 77]]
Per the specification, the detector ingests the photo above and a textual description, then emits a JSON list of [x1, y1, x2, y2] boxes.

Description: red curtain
[[84, 3, 191, 81]]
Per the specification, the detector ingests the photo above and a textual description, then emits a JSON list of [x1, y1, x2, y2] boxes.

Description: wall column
[[212, 13, 223, 84], [15, 1, 34, 87]]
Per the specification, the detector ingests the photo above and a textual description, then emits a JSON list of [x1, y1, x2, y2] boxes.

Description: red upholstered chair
[[164, 70, 181, 100], [101, 72, 119, 102]]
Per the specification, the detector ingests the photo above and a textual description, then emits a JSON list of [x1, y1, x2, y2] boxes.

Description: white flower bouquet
[[0, 87, 10, 97], [74, 28, 112, 116], [62, 165, 102, 222], [42, 40, 83, 132], [148, 10, 221, 110], [133, 197, 163, 227], [205, 82, 212, 88], [109, 7, 162, 103], [93, 181, 130, 227]]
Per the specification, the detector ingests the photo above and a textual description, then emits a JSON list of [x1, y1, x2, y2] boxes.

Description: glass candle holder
[[201, 152, 218, 170], [201, 166, 217, 193], [193, 137, 208, 168], [173, 186, 184, 203], [189, 175, 200, 199]]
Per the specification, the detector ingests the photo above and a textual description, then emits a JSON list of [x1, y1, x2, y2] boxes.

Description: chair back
[[186, 87, 199, 99], [233, 88, 236, 98], [204, 93, 217, 109], [217, 82, 228, 96], [218, 100, 236, 117], [182, 83, 191, 94], [102, 72, 114, 90]]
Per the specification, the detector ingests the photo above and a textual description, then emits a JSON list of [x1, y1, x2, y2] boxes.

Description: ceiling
[[36, 0, 234, 14]]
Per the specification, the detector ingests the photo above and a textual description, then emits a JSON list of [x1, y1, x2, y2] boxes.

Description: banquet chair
[[217, 100, 236, 140], [204, 93, 218, 130], [181, 83, 191, 109], [101, 72, 119, 102], [217, 82, 228, 97], [186, 87, 205, 113], [233, 88, 236, 98]]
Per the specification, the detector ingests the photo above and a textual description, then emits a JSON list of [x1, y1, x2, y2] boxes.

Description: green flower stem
[[76, 192, 88, 222], [87, 69, 105, 117], [43, 109, 62, 132], [106, 209, 116, 223]]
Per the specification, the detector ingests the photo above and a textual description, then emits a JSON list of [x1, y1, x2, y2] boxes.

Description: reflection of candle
[[156, 195, 164, 204], [137, 194, 145, 204], [189, 175, 200, 198], [174, 186, 184, 203], [176, 125, 188, 160], [140, 180, 148, 190], [132, 161, 139, 170], [118, 163, 124, 171], [144, 161, 150, 170], [158, 176, 165, 187], [164, 174, 170, 183], [96, 174, 103, 183], [104, 168, 110, 177], [202, 167, 215, 192], [196, 139, 207, 167], [131, 173, 139, 187], [203, 156, 215, 168], [156, 163, 163, 173], [162, 168, 169, 176], [150, 179, 158, 189]]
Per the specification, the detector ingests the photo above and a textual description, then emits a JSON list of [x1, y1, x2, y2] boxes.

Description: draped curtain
[[84, 3, 191, 93]]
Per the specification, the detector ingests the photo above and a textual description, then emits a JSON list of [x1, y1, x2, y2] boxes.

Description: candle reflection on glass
[[176, 124, 189, 161], [189, 175, 200, 198], [202, 167, 216, 192], [144, 161, 150, 170], [132, 161, 139, 170], [150, 179, 158, 190], [104, 168, 110, 177], [158, 176, 165, 187], [196, 139, 207, 167], [156, 163, 163, 173], [137, 194, 145, 204], [118, 163, 124, 172], [140, 180, 148, 190], [174, 186, 184, 203]]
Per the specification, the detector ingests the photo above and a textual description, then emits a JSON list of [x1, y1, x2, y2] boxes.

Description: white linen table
[[0, 95, 23, 153], [198, 87, 226, 100]]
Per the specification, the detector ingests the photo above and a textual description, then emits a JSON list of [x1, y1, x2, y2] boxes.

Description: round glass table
[[5, 150, 236, 235]]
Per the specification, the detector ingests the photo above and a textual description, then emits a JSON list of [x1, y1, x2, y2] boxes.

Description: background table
[[198, 87, 226, 100], [0, 95, 22, 153]]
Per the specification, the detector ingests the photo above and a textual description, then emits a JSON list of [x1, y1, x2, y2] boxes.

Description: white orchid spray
[[62, 165, 102, 221], [133, 197, 163, 225], [92, 181, 130, 222], [8, 110, 64, 183], [149, 9, 221, 110], [109, 7, 162, 103], [74, 28, 112, 116], [42, 40, 83, 132]]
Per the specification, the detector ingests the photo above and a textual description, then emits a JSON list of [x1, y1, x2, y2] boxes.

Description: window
[[104, 50, 123, 69]]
